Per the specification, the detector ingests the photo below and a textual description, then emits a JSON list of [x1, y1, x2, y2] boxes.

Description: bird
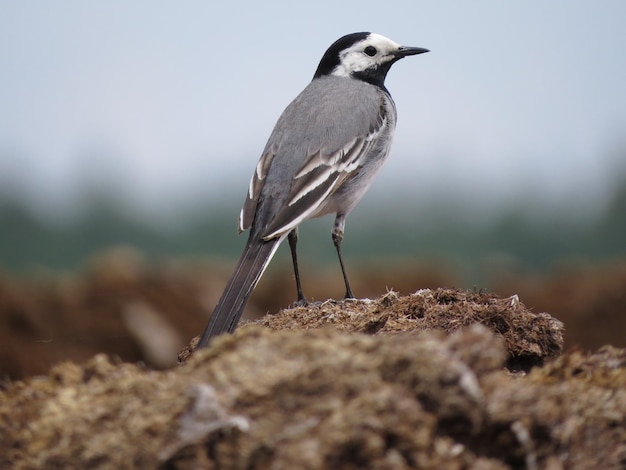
[[196, 32, 428, 348]]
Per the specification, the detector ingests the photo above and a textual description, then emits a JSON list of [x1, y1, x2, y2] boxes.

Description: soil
[[1, 251, 625, 468]]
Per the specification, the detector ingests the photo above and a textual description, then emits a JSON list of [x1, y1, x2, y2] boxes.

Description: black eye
[[363, 46, 377, 57]]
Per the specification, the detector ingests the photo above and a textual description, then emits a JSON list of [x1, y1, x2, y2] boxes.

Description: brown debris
[[248, 288, 564, 371], [2, 252, 626, 469], [2, 323, 624, 469]]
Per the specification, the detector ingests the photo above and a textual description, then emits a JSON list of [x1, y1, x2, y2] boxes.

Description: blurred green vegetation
[[1, 178, 625, 281]]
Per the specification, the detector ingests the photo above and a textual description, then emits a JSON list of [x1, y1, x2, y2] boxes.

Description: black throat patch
[[352, 61, 395, 91]]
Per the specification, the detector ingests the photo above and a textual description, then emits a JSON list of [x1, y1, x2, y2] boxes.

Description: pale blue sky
[[1, 1, 625, 223]]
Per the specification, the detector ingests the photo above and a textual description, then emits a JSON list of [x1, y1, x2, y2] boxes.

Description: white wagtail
[[197, 32, 428, 348]]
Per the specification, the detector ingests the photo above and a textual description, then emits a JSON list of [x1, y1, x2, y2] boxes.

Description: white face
[[331, 33, 402, 77]]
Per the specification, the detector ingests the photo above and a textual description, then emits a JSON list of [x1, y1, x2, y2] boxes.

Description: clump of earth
[[2, 285, 625, 469]]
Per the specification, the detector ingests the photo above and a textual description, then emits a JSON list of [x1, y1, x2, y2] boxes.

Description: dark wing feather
[[238, 148, 275, 233]]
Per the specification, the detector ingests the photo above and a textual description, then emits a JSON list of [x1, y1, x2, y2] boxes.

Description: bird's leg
[[332, 214, 355, 299], [288, 229, 308, 306]]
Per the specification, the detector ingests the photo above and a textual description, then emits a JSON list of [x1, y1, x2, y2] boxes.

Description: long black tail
[[196, 235, 283, 348]]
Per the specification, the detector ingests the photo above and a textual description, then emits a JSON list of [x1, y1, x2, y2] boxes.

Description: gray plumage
[[197, 32, 428, 348], [242, 75, 396, 240]]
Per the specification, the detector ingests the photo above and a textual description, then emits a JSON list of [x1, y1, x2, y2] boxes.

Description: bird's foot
[[343, 290, 356, 300], [289, 297, 309, 308]]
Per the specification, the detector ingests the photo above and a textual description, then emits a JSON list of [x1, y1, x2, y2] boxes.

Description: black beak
[[395, 46, 430, 58]]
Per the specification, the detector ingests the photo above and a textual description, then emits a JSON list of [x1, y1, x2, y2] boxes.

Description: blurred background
[[1, 2, 625, 379]]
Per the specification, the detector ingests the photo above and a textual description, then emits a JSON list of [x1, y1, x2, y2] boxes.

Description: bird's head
[[313, 32, 429, 89]]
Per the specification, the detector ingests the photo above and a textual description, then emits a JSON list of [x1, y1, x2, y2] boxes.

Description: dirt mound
[[3, 288, 625, 469], [1, 254, 624, 468], [2, 321, 624, 469], [248, 288, 564, 371]]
